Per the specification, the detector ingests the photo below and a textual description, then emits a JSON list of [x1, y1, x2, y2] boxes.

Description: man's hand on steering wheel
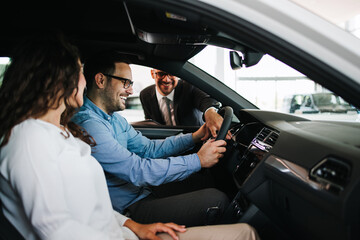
[[194, 106, 233, 168], [204, 108, 223, 139], [193, 106, 233, 143], [204, 107, 233, 141]]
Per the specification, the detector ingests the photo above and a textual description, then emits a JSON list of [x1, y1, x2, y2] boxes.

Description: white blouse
[[0, 119, 138, 240]]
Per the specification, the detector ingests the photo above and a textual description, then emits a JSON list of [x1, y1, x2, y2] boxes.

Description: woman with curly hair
[[0, 34, 258, 240]]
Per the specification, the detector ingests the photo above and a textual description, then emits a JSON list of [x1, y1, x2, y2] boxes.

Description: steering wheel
[[215, 106, 233, 141]]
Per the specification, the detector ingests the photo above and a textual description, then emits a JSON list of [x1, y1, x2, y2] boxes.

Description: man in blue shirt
[[72, 53, 229, 227]]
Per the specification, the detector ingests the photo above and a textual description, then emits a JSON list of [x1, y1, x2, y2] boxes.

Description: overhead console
[[123, 1, 264, 61], [124, 1, 210, 40], [135, 29, 211, 45]]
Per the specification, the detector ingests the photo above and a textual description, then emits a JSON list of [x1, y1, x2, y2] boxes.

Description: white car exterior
[[198, 0, 360, 84]]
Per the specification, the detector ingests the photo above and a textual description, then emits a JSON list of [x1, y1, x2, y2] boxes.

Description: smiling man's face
[[102, 62, 134, 114], [151, 69, 179, 96]]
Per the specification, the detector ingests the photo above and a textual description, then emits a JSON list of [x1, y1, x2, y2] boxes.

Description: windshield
[[189, 46, 360, 122]]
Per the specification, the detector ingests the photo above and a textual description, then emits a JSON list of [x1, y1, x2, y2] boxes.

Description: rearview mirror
[[229, 50, 264, 69], [229, 51, 243, 70], [244, 50, 264, 67]]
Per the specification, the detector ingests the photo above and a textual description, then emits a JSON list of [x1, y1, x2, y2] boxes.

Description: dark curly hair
[[0, 33, 95, 147]]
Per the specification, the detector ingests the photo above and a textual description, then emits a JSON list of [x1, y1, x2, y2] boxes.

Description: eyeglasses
[[103, 73, 134, 89], [154, 71, 176, 79]]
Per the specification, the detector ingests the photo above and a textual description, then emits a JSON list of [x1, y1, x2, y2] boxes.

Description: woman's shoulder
[[1, 119, 63, 172], [10, 119, 63, 145]]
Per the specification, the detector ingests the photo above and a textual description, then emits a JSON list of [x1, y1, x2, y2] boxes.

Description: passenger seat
[[0, 200, 24, 240]]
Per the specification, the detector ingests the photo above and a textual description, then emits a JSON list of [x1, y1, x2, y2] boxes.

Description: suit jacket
[[140, 80, 218, 126]]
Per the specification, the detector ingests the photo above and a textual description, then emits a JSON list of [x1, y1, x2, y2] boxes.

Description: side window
[[304, 96, 312, 107], [330, 94, 337, 105], [290, 94, 303, 113], [190, 46, 359, 122], [122, 64, 220, 125], [119, 64, 153, 123], [293, 95, 303, 105]]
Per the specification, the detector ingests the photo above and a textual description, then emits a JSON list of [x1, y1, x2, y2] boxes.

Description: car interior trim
[[265, 155, 327, 192]]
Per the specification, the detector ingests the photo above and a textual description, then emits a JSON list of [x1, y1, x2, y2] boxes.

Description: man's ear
[[94, 73, 106, 89], [150, 69, 156, 80]]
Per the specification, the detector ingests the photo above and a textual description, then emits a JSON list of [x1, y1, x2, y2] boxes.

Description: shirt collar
[[155, 86, 175, 102], [82, 95, 112, 121]]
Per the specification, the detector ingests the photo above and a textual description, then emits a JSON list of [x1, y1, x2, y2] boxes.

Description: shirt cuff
[[203, 107, 218, 121], [184, 132, 196, 146], [205, 106, 218, 114], [189, 153, 202, 171]]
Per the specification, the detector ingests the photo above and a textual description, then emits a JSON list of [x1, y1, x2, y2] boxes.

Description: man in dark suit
[[140, 69, 224, 137]]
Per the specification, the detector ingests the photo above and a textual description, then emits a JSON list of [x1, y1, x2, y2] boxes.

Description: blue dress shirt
[[72, 96, 201, 213]]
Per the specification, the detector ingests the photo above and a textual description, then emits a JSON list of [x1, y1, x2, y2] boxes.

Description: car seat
[[0, 200, 24, 240]]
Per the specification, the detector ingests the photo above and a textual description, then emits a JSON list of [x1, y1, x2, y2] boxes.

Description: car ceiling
[[1, 0, 263, 63], [0, 1, 218, 62]]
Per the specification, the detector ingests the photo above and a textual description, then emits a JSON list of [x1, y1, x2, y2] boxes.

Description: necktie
[[162, 96, 173, 126]]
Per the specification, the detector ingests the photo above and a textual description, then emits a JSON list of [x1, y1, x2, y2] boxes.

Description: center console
[[221, 123, 280, 223], [233, 127, 279, 187]]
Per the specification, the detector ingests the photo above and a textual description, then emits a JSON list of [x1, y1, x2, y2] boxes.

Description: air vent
[[252, 127, 279, 152], [256, 128, 279, 147], [264, 132, 279, 146], [310, 157, 351, 193], [257, 128, 271, 141]]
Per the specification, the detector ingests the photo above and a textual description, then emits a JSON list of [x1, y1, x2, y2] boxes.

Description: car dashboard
[[224, 109, 360, 240]]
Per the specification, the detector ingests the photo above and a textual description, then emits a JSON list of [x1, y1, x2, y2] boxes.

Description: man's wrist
[[204, 107, 218, 121], [203, 102, 222, 121], [192, 132, 201, 143]]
